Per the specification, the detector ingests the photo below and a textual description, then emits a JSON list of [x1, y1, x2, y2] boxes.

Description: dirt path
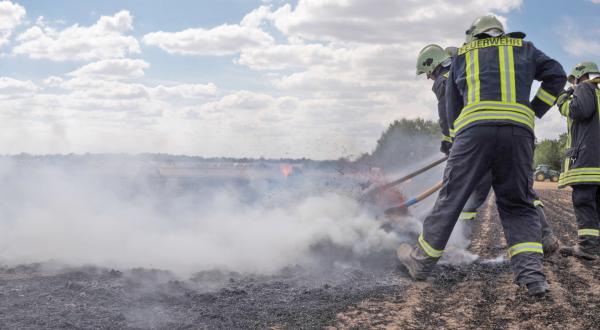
[[334, 189, 600, 329]]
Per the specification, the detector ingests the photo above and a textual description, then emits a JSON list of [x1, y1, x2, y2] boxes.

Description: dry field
[[1, 187, 597, 329]]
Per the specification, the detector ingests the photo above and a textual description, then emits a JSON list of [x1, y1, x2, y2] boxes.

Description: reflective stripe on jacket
[[446, 36, 566, 138], [559, 83, 600, 187]]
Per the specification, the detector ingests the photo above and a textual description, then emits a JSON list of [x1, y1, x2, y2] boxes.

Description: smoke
[[0, 146, 481, 277], [0, 157, 407, 276]]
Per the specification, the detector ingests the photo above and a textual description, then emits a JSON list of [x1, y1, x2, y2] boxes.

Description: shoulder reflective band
[[560, 99, 571, 117], [465, 49, 480, 104], [453, 101, 535, 134], [458, 211, 476, 220], [536, 88, 557, 106], [442, 134, 452, 142], [418, 233, 443, 258], [458, 36, 523, 55], [498, 45, 516, 103], [443, 72, 449, 78], [578, 229, 600, 237], [533, 199, 544, 207], [509, 242, 543, 257]]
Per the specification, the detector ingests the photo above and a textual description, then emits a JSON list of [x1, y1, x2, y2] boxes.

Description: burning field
[[0, 158, 597, 329]]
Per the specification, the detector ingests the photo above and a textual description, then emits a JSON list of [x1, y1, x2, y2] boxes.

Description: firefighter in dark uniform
[[416, 44, 497, 237], [398, 15, 566, 297], [557, 61, 600, 260], [415, 43, 559, 253]]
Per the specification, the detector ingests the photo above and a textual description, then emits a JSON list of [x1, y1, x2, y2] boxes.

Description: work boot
[[396, 243, 437, 281], [560, 236, 599, 260], [560, 245, 598, 260], [526, 280, 550, 297], [542, 234, 559, 257]]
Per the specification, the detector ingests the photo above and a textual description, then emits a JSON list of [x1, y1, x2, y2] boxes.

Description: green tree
[[534, 135, 567, 170], [360, 118, 439, 169]]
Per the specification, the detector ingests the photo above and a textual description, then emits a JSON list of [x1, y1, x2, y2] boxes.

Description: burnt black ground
[[0, 253, 407, 329], [2, 188, 597, 330]]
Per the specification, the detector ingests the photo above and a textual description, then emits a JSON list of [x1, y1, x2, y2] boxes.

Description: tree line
[[361, 118, 566, 171]]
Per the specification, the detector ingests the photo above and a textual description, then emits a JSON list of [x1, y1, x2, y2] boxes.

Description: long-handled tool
[[384, 180, 444, 216], [360, 156, 448, 202]]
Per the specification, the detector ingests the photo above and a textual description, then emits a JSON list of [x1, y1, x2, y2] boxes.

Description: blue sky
[[0, 0, 598, 159]]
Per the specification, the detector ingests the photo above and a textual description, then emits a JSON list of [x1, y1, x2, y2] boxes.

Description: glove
[[556, 87, 574, 107], [440, 141, 452, 155]]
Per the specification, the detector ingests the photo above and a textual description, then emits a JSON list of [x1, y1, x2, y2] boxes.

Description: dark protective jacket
[[558, 82, 600, 187], [445, 36, 566, 138], [432, 66, 452, 143]]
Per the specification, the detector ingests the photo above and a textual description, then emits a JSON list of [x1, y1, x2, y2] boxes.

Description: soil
[[1, 188, 598, 329]]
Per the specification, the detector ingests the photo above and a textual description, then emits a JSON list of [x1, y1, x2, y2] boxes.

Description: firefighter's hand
[[440, 141, 452, 155], [556, 87, 574, 107]]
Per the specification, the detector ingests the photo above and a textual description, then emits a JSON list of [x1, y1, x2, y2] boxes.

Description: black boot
[[526, 280, 550, 297], [396, 243, 438, 281], [560, 236, 599, 260]]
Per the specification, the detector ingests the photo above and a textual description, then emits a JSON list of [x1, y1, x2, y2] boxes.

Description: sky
[[0, 0, 598, 159]]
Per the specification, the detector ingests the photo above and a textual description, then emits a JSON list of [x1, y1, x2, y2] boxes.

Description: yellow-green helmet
[[416, 44, 450, 76], [569, 61, 600, 84], [465, 15, 505, 42]]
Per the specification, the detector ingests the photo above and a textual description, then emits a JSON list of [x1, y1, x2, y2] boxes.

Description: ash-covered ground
[[0, 157, 433, 329], [2, 187, 596, 329], [6, 158, 589, 329], [0, 253, 406, 329]]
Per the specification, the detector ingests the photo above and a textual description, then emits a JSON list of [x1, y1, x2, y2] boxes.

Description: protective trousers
[[461, 172, 554, 241], [571, 185, 600, 248], [459, 173, 492, 220], [419, 125, 545, 285]]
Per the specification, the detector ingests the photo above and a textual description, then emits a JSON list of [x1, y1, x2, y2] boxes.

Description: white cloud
[[60, 78, 150, 100], [238, 43, 346, 70], [13, 10, 140, 61], [1, 1, 542, 158], [0, 1, 26, 46], [142, 24, 274, 56], [152, 83, 217, 99], [590, 0, 600, 4], [200, 90, 276, 112], [0, 77, 37, 96], [43, 76, 64, 87], [68, 59, 150, 80], [270, 0, 522, 44], [559, 17, 600, 57]]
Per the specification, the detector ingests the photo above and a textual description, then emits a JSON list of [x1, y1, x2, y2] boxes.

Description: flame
[[280, 164, 294, 178]]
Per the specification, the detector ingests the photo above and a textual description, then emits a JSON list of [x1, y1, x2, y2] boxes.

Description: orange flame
[[280, 164, 293, 178]]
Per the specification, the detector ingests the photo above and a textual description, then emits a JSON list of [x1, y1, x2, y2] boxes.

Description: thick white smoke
[[0, 157, 406, 276], [0, 151, 480, 277]]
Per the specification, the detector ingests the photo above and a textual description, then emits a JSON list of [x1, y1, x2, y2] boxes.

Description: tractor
[[534, 164, 560, 182]]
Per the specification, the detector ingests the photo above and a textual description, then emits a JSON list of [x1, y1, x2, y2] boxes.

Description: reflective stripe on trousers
[[509, 242, 543, 257], [418, 233, 443, 258]]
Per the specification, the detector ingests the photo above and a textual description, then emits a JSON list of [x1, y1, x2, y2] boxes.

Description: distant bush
[[356, 118, 439, 170], [533, 133, 567, 171]]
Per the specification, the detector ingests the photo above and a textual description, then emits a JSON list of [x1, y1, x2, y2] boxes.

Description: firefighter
[[398, 15, 567, 297], [415, 44, 494, 237], [557, 61, 600, 260], [415, 44, 559, 254]]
